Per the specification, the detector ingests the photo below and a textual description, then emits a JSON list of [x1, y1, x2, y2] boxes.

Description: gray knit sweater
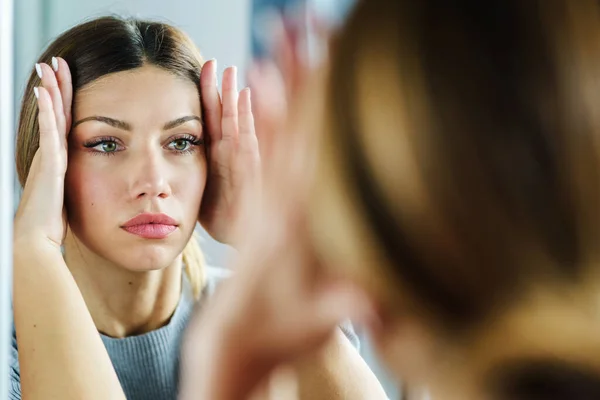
[[8, 266, 360, 399]]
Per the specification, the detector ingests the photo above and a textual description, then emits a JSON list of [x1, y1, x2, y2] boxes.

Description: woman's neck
[[63, 233, 183, 338]]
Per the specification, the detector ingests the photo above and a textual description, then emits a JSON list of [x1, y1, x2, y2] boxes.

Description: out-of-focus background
[[8, 0, 399, 397]]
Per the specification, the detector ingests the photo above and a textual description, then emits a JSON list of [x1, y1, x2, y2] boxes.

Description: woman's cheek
[[173, 160, 206, 218], [65, 161, 119, 227], [177, 152, 207, 192], [177, 169, 205, 204]]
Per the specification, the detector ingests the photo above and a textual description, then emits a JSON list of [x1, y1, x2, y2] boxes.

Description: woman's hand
[[14, 58, 72, 252], [197, 60, 260, 245], [198, 11, 325, 246]]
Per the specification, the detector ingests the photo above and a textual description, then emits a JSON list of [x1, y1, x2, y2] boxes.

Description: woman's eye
[[99, 142, 118, 152], [168, 139, 192, 151], [89, 141, 120, 153]]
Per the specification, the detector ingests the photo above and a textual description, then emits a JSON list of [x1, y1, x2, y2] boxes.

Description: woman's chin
[[114, 244, 183, 272], [65, 228, 187, 272]]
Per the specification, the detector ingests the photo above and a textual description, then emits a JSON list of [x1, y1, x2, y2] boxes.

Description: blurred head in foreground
[[308, 1, 600, 398]]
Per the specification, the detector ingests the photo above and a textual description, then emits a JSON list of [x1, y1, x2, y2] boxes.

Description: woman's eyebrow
[[71, 115, 202, 131], [163, 116, 202, 130], [72, 116, 131, 130]]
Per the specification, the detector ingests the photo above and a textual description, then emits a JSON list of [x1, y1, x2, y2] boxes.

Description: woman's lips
[[121, 213, 178, 239], [122, 224, 177, 239]]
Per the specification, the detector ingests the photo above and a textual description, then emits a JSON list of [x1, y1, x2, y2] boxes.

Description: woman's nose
[[127, 151, 172, 200]]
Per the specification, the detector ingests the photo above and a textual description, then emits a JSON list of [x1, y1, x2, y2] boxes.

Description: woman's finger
[[274, 16, 305, 99], [246, 61, 288, 165], [53, 57, 73, 130], [221, 66, 239, 141], [237, 88, 259, 155], [236, 88, 260, 199], [200, 59, 223, 142], [238, 87, 255, 135], [36, 63, 65, 137], [35, 86, 63, 171]]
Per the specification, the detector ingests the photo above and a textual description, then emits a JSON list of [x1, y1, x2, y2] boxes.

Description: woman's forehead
[[73, 65, 201, 122]]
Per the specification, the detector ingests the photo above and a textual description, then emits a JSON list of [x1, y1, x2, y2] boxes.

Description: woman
[[10, 16, 385, 400], [181, 0, 600, 399]]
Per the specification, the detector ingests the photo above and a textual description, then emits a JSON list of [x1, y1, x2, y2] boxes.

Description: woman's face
[[65, 65, 206, 271]]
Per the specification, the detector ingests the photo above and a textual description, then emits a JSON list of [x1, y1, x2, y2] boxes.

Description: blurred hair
[[490, 359, 600, 400], [311, 0, 600, 398], [15, 16, 206, 297]]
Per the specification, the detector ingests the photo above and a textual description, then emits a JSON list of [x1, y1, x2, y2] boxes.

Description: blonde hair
[[16, 16, 207, 297], [181, 231, 205, 299]]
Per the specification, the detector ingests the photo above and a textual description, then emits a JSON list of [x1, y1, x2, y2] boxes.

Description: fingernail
[[35, 63, 43, 79], [51, 57, 59, 72], [33, 87, 39, 99]]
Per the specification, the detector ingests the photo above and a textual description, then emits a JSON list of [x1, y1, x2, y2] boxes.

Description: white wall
[[16, 0, 250, 91], [46, 0, 250, 77]]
